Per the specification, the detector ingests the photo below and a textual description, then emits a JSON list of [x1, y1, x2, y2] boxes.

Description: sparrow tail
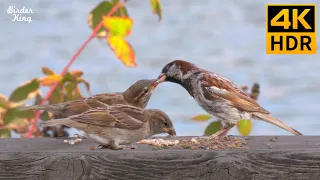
[[19, 104, 61, 114], [41, 118, 71, 127], [253, 113, 302, 136]]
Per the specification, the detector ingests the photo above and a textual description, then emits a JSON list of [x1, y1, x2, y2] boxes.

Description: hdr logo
[[266, 4, 316, 54]]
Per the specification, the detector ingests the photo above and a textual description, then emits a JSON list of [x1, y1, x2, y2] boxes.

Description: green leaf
[[0, 129, 11, 138], [62, 73, 77, 83], [150, 0, 162, 21], [191, 114, 212, 121], [77, 78, 91, 94], [88, 1, 113, 38], [65, 83, 82, 101], [42, 67, 55, 75], [40, 111, 52, 121], [103, 17, 133, 37], [2, 108, 34, 125], [9, 79, 40, 107], [34, 93, 42, 105], [237, 119, 252, 136], [88, 1, 129, 39], [112, 0, 129, 17], [0, 94, 9, 110], [49, 88, 63, 104], [204, 121, 222, 136]]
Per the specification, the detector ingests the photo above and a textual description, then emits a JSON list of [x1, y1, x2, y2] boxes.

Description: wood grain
[[1, 136, 320, 180]]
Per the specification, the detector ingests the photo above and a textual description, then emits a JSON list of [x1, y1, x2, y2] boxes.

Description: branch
[[26, 1, 126, 138]]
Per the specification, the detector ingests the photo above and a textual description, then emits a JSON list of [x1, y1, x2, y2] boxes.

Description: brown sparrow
[[41, 104, 176, 150], [19, 79, 158, 118], [153, 60, 302, 137]]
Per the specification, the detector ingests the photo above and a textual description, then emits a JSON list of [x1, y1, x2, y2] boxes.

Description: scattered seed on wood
[[138, 136, 248, 150]]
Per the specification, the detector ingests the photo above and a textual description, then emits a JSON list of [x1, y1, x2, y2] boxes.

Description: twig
[[26, 1, 126, 138]]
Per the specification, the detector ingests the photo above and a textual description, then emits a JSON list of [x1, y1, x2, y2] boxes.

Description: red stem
[[26, 1, 125, 138]]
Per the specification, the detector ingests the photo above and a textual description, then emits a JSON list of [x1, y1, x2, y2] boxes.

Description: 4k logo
[[266, 4, 316, 54]]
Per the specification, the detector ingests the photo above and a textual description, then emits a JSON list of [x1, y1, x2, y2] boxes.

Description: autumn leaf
[[204, 121, 222, 136], [70, 70, 83, 77], [5, 123, 29, 134], [9, 79, 40, 107], [0, 129, 10, 138], [65, 83, 82, 101], [191, 114, 212, 121], [106, 36, 136, 67], [62, 73, 77, 83], [237, 119, 252, 136], [0, 94, 9, 111], [103, 17, 133, 37], [2, 108, 34, 125], [39, 74, 62, 86], [41, 67, 55, 75], [150, 0, 162, 21], [88, 1, 129, 38], [77, 78, 91, 94]]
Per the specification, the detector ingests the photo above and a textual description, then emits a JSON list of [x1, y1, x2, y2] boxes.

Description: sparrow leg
[[109, 140, 125, 150], [109, 140, 136, 150], [74, 134, 87, 139], [209, 124, 235, 139], [97, 144, 111, 149]]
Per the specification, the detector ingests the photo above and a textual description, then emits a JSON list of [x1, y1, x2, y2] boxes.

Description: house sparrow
[[41, 104, 176, 150], [19, 79, 158, 119], [153, 60, 302, 137]]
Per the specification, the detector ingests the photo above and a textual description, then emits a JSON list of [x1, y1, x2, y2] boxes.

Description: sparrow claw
[[123, 145, 136, 150], [73, 134, 87, 139], [97, 144, 111, 149]]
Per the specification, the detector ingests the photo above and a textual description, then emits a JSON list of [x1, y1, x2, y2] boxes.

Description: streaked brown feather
[[19, 79, 156, 118], [201, 72, 269, 114], [68, 105, 148, 130]]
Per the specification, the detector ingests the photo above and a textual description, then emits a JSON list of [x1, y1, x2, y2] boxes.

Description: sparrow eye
[[143, 87, 148, 93], [164, 121, 168, 126]]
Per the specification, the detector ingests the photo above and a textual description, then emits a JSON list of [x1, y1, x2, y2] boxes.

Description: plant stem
[[26, 1, 125, 138]]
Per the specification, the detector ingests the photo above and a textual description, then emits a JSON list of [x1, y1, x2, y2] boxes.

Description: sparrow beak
[[149, 73, 167, 92], [156, 73, 167, 83], [148, 80, 158, 93], [163, 127, 176, 136]]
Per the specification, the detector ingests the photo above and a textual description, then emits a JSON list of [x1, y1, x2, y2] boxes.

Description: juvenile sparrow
[[41, 104, 176, 150], [153, 60, 302, 137], [19, 79, 158, 118]]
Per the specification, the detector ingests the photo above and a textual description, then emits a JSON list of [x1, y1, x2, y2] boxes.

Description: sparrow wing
[[53, 93, 125, 118], [89, 93, 127, 105], [201, 72, 269, 114], [69, 105, 147, 130]]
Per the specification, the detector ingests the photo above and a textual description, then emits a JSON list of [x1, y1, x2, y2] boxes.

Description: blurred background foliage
[[0, 68, 90, 137], [0, 0, 162, 138], [0, 0, 256, 138]]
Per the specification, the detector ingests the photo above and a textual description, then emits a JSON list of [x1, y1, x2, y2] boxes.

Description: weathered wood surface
[[0, 136, 320, 180]]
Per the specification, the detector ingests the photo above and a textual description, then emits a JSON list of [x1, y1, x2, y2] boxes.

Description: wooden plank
[[0, 136, 320, 180]]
